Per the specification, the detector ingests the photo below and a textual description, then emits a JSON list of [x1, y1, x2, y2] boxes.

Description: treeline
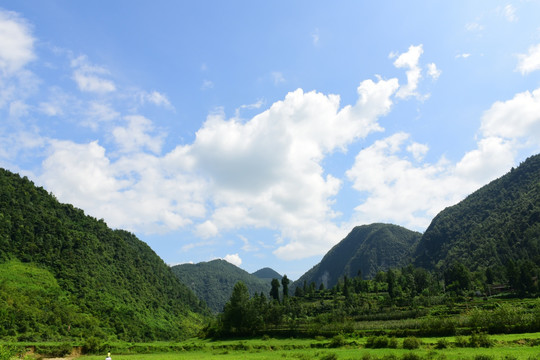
[[207, 262, 540, 338]]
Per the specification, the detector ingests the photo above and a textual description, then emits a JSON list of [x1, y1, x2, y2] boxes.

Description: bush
[[388, 337, 398, 348], [366, 335, 390, 348], [35, 343, 72, 358], [401, 353, 422, 360], [454, 335, 468, 348], [83, 336, 105, 354], [0, 345, 20, 360], [435, 338, 449, 349], [468, 333, 493, 348], [321, 353, 338, 360], [402, 336, 422, 350], [329, 334, 346, 348]]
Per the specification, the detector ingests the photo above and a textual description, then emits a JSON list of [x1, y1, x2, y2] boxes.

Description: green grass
[[23, 333, 535, 360]]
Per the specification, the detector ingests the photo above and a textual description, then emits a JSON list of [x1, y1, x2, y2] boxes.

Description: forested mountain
[[414, 154, 540, 279], [0, 168, 207, 341], [171, 259, 273, 313], [252, 267, 282, 281], [293, 223, 422, 289]]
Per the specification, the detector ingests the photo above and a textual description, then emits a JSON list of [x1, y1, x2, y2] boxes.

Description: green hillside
[[171, 259, 272, 313], [252, 267, 282, 281], [414, 154, 540, 279], [294, 223, 422, 289], [0, 168, 207, 341]]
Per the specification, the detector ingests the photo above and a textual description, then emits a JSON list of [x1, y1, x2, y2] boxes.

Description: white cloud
[[112, 115, 164, 154], [142, 90, 173, 109], [406, 141, 429, 161], [456, 53, 471, 59], [0, 9, 35, 75], [223, 253, 242, 267], [71, 55, 116, 93], [346, 132, 515, 231], [426, 63, 441, 81], [40, 140, 204, 234], [480, 87, 540, 141], [392, 45, 424, 99], [516, 43, 540, 75]]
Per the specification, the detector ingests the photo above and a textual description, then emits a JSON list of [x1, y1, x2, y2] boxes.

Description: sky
[[1, 1, 540, 280]]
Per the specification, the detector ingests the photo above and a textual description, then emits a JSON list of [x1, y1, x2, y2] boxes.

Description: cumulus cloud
[[516, 43, 540, 75], [346, 132, 515, 230], [0, 9, 35, 75], [40, 140, 205, 234], [112, 115, 164, 154], [71, 55, 116, 93], [392, 45, 424, 99], [223, 253, 242, 267], [480, 87, 540, 141]]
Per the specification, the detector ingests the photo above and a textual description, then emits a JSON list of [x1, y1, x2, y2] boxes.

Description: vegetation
[[294, 223, 422, 290], [171, 259, 274, 313], [415, 154, 540, 281], [0, 169, 207, 342]]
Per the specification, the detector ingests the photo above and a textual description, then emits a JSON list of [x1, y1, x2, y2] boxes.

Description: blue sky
[[2, 1, 540, 279]]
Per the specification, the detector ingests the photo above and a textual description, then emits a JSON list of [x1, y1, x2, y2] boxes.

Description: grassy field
[[9, 333, 537, 360]]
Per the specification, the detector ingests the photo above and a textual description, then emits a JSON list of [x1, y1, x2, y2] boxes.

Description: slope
[[172, 259, 272, 313], [294, 223, 422, 289], [414, 153, 540, 275], [0, 168, 207, 341], [252, 267, 282, 281]]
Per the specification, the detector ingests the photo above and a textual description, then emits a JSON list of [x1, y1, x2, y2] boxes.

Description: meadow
[[3, 332, 540, 360]]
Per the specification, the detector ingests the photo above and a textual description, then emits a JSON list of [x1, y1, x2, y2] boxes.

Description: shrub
[[402, 336, 422, 350], [401, 353, 422, 360], [321, 353, 338, 360], [366, 335, 390, 348], [435, 338, 449, 349], [468, 333, 493, 348], [82, 336, 105, 354], [329, 334, 346, 348], [0, 345, 20, 360], [388, 337, 398, 348], [454, 335, 468, 348]]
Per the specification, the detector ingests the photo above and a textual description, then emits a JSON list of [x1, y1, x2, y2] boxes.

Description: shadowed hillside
[[294, 223, 422, 289]]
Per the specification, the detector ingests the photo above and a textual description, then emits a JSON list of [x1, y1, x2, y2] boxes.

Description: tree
[[270, 278, 280, 301], [222, 281, 258, 335], [282, 275, 290, 300]]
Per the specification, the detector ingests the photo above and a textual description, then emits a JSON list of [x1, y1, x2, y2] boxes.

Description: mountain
[[294, 223, 422, 289], [252, 267, 282, 281], [171, 259, 272, 313], [414, 154, 540, 275], [0, 168, 207, 341]]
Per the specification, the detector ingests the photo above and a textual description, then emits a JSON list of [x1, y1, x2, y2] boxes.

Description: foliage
[[293, 223, 422, 290], [402, 336, 421, 349], [415, 153, 540, 282], [171, 259, 272, 313], [0, 168, 207, 341]]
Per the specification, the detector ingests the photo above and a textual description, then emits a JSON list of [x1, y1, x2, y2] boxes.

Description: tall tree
[[281, 275, 290, 300], [270, 278, 280, 301]]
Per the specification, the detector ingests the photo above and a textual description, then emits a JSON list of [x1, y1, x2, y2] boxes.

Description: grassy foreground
[[7, 333, 538, 360]]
